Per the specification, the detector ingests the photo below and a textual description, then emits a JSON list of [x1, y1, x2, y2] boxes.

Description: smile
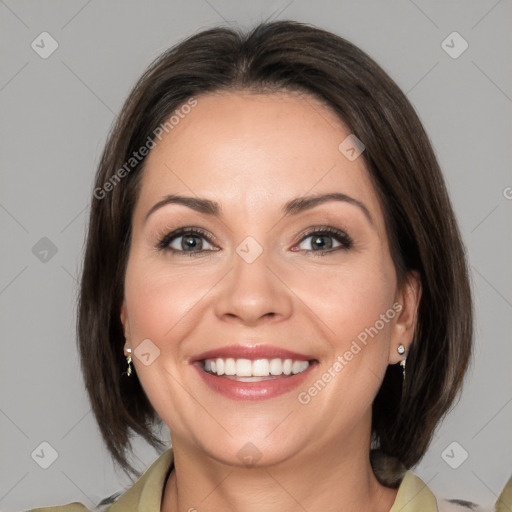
[[202, 357, 310, 380], [193, 356, 318, 400]]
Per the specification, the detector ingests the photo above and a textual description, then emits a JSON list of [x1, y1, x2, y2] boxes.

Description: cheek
[[296, 265, 397, 409], [287, 256, 396, 348], [288, 259, 397, 416], [123, 253, 209, 342]]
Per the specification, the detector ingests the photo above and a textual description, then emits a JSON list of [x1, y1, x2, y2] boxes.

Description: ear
[[120, 298, 131, 354], [388, 270, 422, 364]]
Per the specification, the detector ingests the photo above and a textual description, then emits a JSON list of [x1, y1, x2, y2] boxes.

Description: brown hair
[[77, 20, 472, 485]]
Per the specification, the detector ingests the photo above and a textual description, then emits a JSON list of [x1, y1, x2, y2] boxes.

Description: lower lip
[[193, 361, 317, 401]]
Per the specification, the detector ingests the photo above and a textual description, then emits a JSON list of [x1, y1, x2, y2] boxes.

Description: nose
[[213, 245, 294, 327]]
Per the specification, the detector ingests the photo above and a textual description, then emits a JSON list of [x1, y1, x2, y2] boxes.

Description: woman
[[29, 20, 474, 512]]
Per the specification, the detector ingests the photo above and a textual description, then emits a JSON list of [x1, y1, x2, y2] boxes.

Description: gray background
[[1, 1, 511, 511]]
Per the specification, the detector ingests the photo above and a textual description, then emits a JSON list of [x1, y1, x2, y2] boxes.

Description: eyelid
[[293, 225, 353, 251], [156, 226, 218, 253]]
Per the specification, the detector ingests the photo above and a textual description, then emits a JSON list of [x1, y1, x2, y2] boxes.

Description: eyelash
[[295, 226, 353, 256], [156, 226, 353, 257], [157, 227, 216, 257]]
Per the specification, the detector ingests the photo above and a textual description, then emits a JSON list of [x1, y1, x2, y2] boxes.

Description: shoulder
[[392, 471, 493, 512], [26, 448, 174, 512], [25, 503, 91, 512]]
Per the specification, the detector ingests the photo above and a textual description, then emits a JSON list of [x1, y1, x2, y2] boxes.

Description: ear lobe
[[388, 270, 422, 364]]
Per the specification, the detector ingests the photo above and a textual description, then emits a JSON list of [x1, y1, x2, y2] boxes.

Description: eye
[[295, 227, 352, 255], [157, 227, 217, 255]]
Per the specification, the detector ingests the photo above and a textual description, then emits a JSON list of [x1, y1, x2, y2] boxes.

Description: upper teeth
[[203, 358, 310, 377]]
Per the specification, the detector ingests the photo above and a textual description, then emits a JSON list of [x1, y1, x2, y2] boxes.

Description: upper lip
[[191, 344, 316, 363]]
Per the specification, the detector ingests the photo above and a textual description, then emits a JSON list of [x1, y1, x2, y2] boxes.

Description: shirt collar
[[108, 448, 174, 512], [389, 471, 439, 512]]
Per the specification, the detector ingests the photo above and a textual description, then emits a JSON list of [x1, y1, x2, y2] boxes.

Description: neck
[[161, 430, 398, 512]]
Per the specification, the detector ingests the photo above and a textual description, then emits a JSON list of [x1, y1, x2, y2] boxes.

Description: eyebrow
[[144, 192, 373, 225], [144, 195, 220, 224], [283, 193, 373, 224]]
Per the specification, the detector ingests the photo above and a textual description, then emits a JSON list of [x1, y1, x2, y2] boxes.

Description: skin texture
[[120, 90, 421, 512]]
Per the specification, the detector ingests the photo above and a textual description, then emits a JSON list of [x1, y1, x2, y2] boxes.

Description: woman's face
[[120, 90, 418, 467]]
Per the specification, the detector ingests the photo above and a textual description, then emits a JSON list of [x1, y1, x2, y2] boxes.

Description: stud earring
[[397, 344, 406, 382], [123, 348, 133, 377]]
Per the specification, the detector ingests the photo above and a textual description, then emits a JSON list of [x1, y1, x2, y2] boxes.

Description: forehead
[[134, 90, 384, 228]]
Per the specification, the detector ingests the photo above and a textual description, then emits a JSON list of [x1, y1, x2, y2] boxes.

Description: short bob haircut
[[77, 20, 472, 484]]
